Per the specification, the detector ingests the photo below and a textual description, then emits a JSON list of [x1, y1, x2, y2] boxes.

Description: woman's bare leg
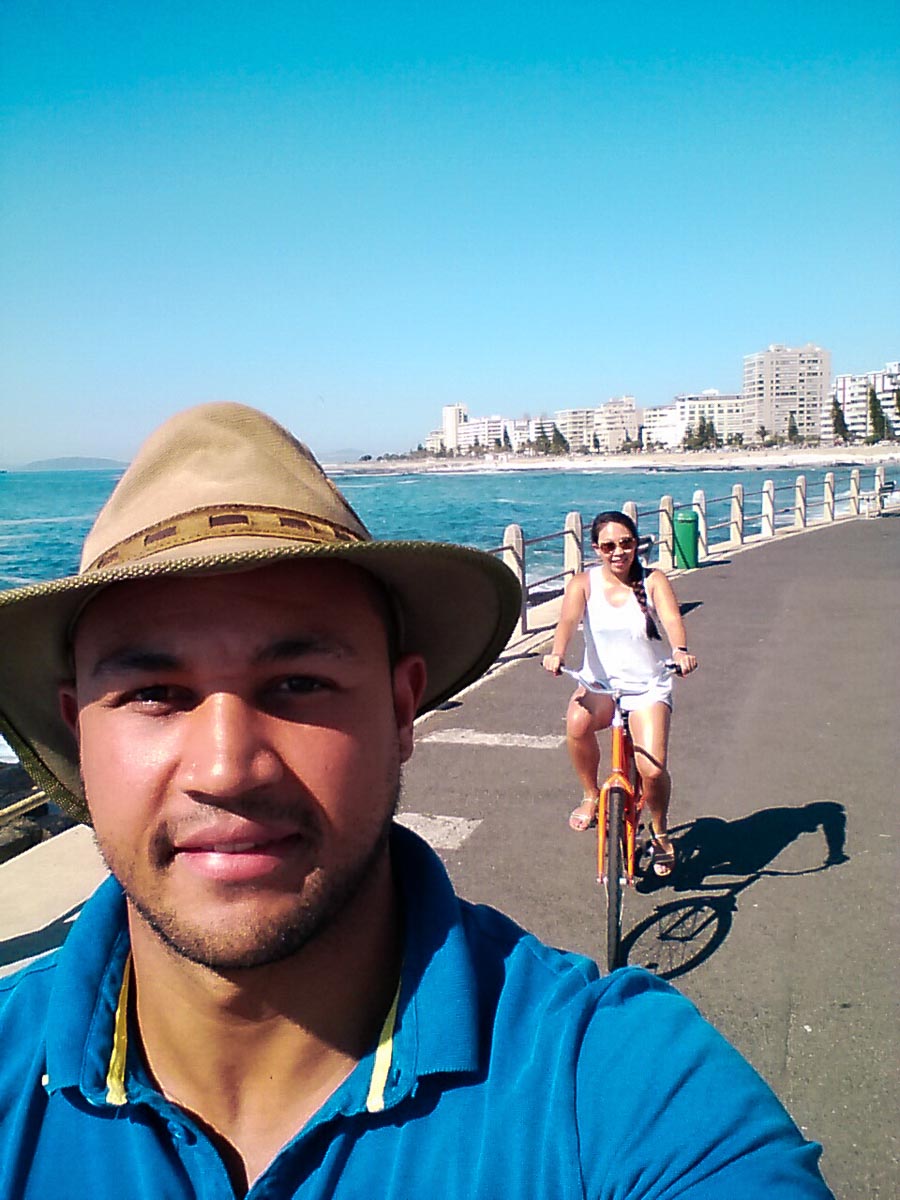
[[627, 703, 674, 863], [565, 691, 614, 829]]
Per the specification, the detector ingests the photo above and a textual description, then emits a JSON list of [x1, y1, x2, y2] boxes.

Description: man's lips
[[170, 821, 310, 882], [174, 818, 302, 852], [201, 840, 265, 854]]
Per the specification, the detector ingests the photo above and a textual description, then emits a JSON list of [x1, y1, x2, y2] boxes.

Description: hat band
[[86, 504, 367, 571]]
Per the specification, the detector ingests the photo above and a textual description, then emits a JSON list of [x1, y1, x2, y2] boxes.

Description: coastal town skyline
[[418, 345, 899, 459], [2, 3, 898, 464], [3, 340, 897, 469]]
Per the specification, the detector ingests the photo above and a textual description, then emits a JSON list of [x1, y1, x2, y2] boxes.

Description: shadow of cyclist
[[623, 801, 848, 979], [671, 800, 848, 890]]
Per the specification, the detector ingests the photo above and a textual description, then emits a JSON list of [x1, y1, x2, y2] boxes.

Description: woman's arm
[[542, 573, 588, 674], [647, 570, 698, 674]]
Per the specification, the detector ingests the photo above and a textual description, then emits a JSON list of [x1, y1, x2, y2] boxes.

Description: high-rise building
[[742, 344, 831, 441], [440, 404, 469, 452]]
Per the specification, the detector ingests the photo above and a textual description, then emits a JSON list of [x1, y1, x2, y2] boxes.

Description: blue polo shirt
[[0, 825, 832, 1198]]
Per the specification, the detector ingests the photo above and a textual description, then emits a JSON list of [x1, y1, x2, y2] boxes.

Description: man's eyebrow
[[254, 636, 357, 664], [87, 636, 357, 679], [90, 649, 181, 679]]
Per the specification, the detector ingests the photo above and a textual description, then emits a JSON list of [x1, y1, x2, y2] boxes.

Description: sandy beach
[[325, 444, 900, 475]]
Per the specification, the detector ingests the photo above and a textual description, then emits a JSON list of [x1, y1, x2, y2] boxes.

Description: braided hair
[[590, 510, 661, 641]]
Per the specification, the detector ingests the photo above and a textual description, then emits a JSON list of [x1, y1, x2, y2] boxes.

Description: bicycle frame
[[596, 702, 643, 887], [558, 666, 647, 888], [557, 663, 678, 969]]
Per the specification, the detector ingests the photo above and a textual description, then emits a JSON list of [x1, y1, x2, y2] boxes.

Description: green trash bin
[[674, 510, 699, 569]]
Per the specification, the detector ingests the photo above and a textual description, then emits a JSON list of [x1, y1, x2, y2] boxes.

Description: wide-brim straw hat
[[0, 402, 521, 824]]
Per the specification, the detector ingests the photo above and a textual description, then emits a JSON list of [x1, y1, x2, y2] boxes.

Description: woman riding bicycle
[[542, 511, 698, 877]]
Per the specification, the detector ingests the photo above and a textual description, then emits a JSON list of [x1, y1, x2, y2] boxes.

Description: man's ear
[[58, 684, 80, 741], [392, 654, 427, 764]]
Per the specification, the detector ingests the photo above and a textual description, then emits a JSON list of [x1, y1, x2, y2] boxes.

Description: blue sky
[[2, 1, 898, 462]]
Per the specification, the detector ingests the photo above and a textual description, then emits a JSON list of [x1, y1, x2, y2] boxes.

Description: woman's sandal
[[569, 799, 598, 832], [649, 829, 677, 877]]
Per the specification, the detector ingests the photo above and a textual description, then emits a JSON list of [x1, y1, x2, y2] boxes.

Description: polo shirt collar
[[379, 823, 481, 1104], [44, 876, 131, 1106], [42, 824, 481, 1115]]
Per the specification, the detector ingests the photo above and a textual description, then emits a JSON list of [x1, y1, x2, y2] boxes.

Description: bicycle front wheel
[[605, 787, 625, 972]]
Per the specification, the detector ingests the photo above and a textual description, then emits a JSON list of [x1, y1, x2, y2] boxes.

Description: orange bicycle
[[561, 664, 679, 971]]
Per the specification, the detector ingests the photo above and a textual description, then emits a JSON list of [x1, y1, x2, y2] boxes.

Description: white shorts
[[619, 679, 673, 713], [573, 675, 673, 713]]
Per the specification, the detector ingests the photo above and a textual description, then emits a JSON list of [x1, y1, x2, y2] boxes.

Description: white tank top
[[580, 566, 669, 692]]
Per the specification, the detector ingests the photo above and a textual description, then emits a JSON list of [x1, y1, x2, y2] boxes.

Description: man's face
[[60, 560, 426, 971]]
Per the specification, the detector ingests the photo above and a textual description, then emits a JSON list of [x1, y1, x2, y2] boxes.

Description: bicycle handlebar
[[558, 661, 682, 696]]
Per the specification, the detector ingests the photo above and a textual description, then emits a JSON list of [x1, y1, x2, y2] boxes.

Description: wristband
[[674, 646, 688, 653]]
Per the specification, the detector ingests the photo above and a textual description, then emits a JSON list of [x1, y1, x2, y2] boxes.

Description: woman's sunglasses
[[597, 536, 636, 554]]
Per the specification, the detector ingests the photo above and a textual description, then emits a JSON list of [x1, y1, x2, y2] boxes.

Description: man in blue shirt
[[0, 402, 833, 1197]]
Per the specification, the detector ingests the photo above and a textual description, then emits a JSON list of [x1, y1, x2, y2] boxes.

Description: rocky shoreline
[[0, 762, 76, 865]]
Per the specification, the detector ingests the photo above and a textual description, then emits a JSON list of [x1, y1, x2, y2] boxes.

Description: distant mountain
[[20, 456, 128, 472], [319, 448, 368, 464]]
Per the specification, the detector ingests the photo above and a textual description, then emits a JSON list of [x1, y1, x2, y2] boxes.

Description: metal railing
[[0, 788, 46, 827], [494, 465, 891, 638]]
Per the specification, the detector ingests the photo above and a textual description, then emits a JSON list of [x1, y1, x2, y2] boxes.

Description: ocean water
[[0, 462, 875, 594]]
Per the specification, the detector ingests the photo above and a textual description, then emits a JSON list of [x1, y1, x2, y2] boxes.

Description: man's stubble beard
[[90, 766, 403, 973]]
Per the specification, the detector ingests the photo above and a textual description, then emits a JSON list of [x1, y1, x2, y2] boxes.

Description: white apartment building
[[677, 390, 750, 443], [641, 403, 683, 448], [441, 404, 469, 452], [742, 344, 831, 441], [455, 415, 505, 452], [554, 397, 640, 452], [428, 399, 641, 456], [509, 416, 557, 451], [554, 408, 602, 453], [426, 404, 500, 453], [595, 396, 640, 451], [641, 392, 749, 448], [826, 362, 900, 442], [426, 404, 558, 455]]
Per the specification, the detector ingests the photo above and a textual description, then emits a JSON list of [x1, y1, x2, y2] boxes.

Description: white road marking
[[395, 813, 482, 850], [420, 729, 564, 750]]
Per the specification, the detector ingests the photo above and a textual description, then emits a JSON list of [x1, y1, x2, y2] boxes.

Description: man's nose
[[178, 693, 284, 797]]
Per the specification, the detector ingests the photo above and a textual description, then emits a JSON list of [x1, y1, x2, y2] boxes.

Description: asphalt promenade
[[400, 514, 898, 1200], [1, 513, 897, 1197]]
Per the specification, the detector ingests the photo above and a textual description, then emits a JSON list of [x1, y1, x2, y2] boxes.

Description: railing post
[[794, 475, 807, 529], [622, 500, 643, 561], [563, 511, 583, 580], [658, 496, 674, 571], [824, 472, 835, 522], [730, 484, 744, 547], [874, 464, 886, 516], [502, 523, 528, 636], [761, 479, 775, 538], [850, 468, 860, 517], [693, 489, 708, 561]]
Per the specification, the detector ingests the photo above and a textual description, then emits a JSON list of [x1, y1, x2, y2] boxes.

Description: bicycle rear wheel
[[605, 787, 625, 972]]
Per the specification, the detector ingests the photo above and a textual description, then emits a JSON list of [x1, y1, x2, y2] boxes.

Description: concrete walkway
[[2, 514, 897, 1197], [400, 514, 899, 1200]]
